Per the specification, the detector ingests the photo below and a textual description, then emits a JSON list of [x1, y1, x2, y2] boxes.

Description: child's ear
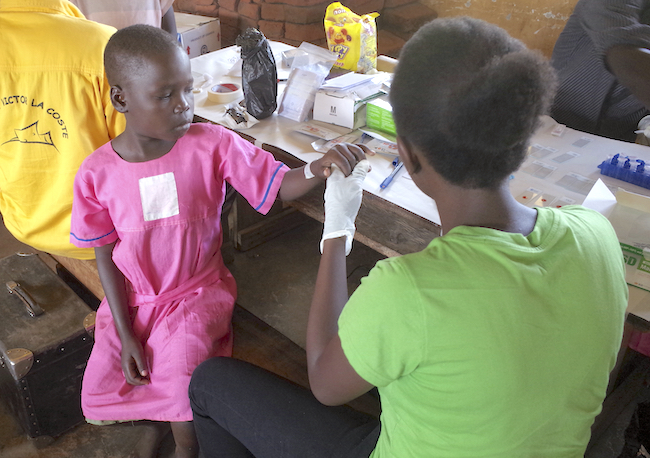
[[110, 86, 127, 113], [397, 136, 422, 175]]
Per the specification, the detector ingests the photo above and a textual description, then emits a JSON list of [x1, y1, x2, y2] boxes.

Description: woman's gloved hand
[[321, 159, 371, 255]]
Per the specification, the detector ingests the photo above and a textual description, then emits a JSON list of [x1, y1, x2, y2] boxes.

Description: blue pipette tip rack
[[598, 154, 650, 189]]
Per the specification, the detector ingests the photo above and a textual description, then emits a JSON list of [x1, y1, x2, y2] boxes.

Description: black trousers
[[189, 357, 380, 458]]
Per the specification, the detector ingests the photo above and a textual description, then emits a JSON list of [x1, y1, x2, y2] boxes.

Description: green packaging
[[365, 98, 396, 136]]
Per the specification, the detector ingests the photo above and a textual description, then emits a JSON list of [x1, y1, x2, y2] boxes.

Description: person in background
[[70, 0, 177, 35], [188, 16, 629, 457], [0, 0, 125, 260], [551, 0, 650, 142], [70, 25, 367, 458]]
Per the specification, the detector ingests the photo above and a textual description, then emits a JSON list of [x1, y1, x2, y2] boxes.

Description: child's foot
[[128, 421, 171, 458]]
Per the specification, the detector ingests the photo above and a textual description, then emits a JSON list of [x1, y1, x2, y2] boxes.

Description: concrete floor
[[0, 213, 648, 457], [226, 213, 384, 349]]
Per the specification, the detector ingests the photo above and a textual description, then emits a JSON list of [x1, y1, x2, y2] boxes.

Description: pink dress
[[70, 123, 289, 422]]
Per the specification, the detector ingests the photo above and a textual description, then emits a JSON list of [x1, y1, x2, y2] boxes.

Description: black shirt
[[551, 0, 650, 142]]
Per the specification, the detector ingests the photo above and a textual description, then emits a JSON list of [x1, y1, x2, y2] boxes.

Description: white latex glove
[[321, 159, 371, 255]]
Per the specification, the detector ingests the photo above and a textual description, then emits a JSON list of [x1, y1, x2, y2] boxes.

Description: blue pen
[[380, 159, 404, 190]]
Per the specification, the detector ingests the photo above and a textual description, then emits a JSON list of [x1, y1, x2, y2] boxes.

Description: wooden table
[[224, 131, 441, 257], [190, 42, 441, 258]]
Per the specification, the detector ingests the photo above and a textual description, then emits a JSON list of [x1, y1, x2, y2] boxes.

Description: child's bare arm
[[278, 143, 372, 201], [95, 242, 150, 386]]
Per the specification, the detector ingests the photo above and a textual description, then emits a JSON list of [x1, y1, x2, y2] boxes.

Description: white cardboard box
[[313, 90, 366, 130], [175, 12, 221, 59], [584, 179, 650, 292]]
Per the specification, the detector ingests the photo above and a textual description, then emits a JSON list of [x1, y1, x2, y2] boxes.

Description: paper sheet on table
[[584, 179, 650, 294], [321, 72, 377, 91]]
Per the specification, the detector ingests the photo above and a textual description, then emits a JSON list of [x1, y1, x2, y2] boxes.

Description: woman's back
[[339, 206, 627, 457]]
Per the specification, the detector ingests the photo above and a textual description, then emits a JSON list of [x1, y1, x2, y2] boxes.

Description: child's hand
[[121, 334, 150, 386], [311, 143, 373, 179]]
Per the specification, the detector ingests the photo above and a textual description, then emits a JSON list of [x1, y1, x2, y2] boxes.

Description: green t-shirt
[[339, 206, 628, 458]]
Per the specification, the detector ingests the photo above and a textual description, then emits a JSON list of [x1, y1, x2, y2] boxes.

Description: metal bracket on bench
[[83, 312, 96, 338], [1, 348, 34, 380]]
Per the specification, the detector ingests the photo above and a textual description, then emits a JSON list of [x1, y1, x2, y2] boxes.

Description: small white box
[[313, 90, 366, 130], [584, 180, 650, 292], [175, 13, 221, 59]]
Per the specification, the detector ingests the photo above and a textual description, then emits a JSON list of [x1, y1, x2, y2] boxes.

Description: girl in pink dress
[[70, 25, 368, 458]]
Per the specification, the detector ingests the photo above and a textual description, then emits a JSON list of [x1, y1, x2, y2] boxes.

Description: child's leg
[[123, 421, 170, 458], [170, 421, 199, 458]]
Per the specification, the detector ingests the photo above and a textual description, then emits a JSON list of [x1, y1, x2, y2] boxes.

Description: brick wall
[[173, 0, 437, 58], [419, 0, 575, 58]]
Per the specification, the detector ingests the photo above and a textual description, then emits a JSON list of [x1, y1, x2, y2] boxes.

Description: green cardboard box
[[366, 98, 396, 136]]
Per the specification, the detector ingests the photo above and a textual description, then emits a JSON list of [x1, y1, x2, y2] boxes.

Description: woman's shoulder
[[545, 204, 612, 228], [368, 250, 435, 285]]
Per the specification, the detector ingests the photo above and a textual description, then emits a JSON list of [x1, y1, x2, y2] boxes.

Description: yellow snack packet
[[324, 2, 379, 74]]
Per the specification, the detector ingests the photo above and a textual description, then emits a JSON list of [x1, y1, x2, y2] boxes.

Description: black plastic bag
[[236, 28, 277, 120]]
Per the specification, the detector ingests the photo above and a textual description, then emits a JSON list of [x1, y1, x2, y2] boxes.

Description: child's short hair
[[104, 24, 182, 86], [390, 17, 557, 189]]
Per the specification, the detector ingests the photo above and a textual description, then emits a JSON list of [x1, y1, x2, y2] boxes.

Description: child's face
[[121, 47, 194, 142]]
